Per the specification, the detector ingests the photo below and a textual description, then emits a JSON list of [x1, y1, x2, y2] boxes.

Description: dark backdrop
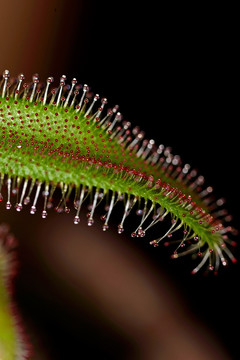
[[0, 1, 239, 359]]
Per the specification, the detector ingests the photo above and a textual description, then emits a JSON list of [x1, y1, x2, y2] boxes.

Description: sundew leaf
[[0, 70, 237, 274]]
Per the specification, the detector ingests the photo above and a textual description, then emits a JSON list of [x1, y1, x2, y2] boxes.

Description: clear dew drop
[[42, 210, 47, 219], [6, 201, 11, 210], [118, 224, 124, 234], [15, 203, 22, 212], [87, 218, 94, 226], [74, 216, 80, 225], [102, 224, 109, 231], [30, 205, 36, 214]]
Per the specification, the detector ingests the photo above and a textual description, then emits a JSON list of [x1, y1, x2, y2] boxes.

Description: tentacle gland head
[[0, 70, 238, 274]]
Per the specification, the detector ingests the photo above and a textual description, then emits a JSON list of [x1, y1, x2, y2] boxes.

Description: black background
[[3, 1, 239, 359]]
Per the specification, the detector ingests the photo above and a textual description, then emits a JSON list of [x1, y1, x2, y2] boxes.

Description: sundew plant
[[0, 69, 238, 359]]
